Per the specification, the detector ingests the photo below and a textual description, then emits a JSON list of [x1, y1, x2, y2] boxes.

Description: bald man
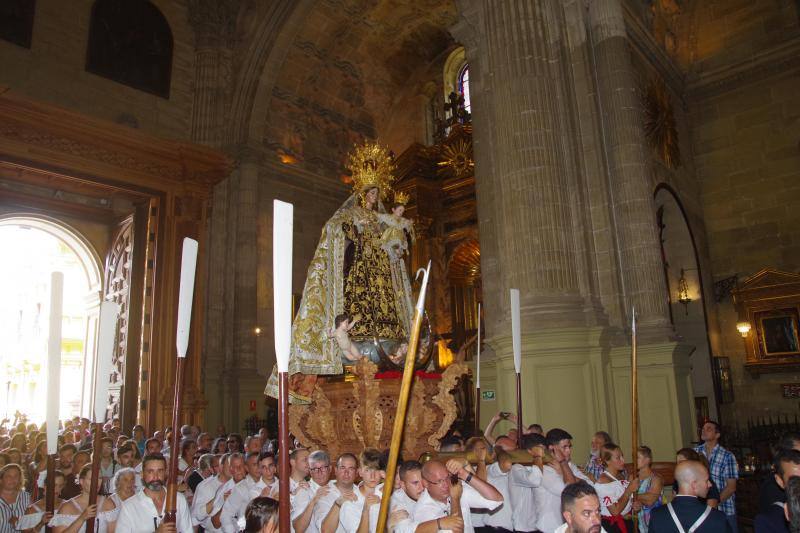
[[413, 459, 503, 533], [649, 461, 732, 533]]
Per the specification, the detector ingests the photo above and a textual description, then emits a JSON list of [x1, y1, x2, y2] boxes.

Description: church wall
[[0, 0, 195, 141], [690, 67, 800, 424]]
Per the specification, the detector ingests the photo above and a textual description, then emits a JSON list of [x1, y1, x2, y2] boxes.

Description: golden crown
[[393, 191, 410, 205], [346, 141, 396, 198]]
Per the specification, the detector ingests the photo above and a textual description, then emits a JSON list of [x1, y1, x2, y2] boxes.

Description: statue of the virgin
[[266, 142, 414, 404]]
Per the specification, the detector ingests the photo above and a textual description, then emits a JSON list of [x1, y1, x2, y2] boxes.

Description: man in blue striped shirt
[[695, 420, 739, 533]]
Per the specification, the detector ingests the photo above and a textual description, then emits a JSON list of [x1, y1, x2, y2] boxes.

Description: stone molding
[[687, 36, 800, 100]]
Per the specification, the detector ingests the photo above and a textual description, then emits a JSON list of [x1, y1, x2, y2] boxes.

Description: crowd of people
[[0, 411, 797, 533]]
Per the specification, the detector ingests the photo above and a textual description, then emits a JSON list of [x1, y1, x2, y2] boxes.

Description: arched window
[[86, 0, 173, 98], [458, 64, 471, 114], [0, 0, 36, 49]]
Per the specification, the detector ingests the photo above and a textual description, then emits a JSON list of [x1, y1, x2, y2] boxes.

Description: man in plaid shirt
[[695, 420, 739, 532]]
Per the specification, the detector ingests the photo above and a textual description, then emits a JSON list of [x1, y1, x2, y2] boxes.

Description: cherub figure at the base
[[377, 191, 415, 262], [330, 313, 363, 362]]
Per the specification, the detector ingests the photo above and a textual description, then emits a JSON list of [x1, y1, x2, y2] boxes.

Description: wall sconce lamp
[[254, 326, 262, 336], [736, 322, 751, 337], [677, 268, 692, 314]]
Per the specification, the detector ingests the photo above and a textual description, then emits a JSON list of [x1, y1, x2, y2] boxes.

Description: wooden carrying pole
[[631, 307, 639, 533], [475, 302, 481, 435], [376, 261, 432, 533], [273, 199, 294, 533], [86, 301, 119, 533], [45, 272, 63, 533], [510, 289, 523, 447], [164, 238, 199, 523]]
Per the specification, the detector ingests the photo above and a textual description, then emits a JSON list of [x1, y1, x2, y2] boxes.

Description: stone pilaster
[[187, 0, 237, 147], [588, 0, 672, 339]]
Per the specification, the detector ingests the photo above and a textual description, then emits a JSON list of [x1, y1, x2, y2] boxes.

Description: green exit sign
[[481, 390, 495, 401]]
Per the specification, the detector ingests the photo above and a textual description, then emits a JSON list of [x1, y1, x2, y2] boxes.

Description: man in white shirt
[[556, 480, 604, 533], [392, 460, 424, 514], [311, 453, 359, 533], [325, 448, 385, 533], [210, 453, 247, 530], [293, 450, 332, 533], [192, 452, 230, 531], [291, 448, 311, 494], [221, 451, 279, 533], [537, 428, 591, 533], [413, 459, 503, 533], [509, 434, 545, 533], [484, 450, 513, 532], [116, 453, 193, 533]]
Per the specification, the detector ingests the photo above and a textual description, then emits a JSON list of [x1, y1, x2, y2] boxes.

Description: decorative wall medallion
[[642, 79, 681, 169]]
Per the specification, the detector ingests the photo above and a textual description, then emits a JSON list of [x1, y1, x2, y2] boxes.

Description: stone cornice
[[687, 36, 800, 100]]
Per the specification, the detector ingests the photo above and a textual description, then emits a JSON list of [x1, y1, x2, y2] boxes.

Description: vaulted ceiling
[[261, 0, 458, 178]]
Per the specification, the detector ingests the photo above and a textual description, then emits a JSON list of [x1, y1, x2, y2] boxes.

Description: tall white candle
[[273, 200, 294, 373], [510, 288, 521, 374], [176, 238, 199, 358], [46, 272, 63, 455], [94, 301, 120, 423], [476, 302, 481, 388]]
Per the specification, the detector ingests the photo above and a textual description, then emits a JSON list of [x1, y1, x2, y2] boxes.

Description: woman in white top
[[50, 464, 119, 533], [594, 444, 639, 533], [17, 470, 66, 532], [108, 468, 136, 509]]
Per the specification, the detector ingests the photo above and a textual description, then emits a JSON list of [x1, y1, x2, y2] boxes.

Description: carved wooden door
[[104, 216, 134, 421]]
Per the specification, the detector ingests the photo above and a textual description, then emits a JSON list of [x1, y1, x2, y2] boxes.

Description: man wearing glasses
[[116, 453, 193, 533], [311, 454, 359, 533], [413, 459, 503, 533], [293, 450, 333, 533], [221, 452, 279, 533]]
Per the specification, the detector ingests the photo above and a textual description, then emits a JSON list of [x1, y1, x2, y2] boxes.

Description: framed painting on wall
[[757, 309, 800, 357]]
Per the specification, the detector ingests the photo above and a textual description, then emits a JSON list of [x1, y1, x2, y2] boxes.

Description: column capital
[[188, 0, 239, 48]]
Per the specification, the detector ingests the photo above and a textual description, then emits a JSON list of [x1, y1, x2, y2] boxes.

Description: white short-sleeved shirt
[[338, 484, 383, 533], [116, 489, 192, 533], [389, 489, 418, 533], [191, 474, 224, 529], [484, 463, 513, 530], [535, 463, 590, 533], [292, 479, 324, 526], [221, 476, 278, 533], [413, 483, 502, 533], [311, 481, 356, 533], [509, 463, 543, 531]]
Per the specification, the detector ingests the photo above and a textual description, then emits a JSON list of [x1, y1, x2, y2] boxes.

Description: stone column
[[453, 0, 587, 333], [588, 0, 672, 338]]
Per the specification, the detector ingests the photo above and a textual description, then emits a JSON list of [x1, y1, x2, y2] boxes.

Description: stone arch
[[654, 183, 718, 421], [442, 46, 466, 100]]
